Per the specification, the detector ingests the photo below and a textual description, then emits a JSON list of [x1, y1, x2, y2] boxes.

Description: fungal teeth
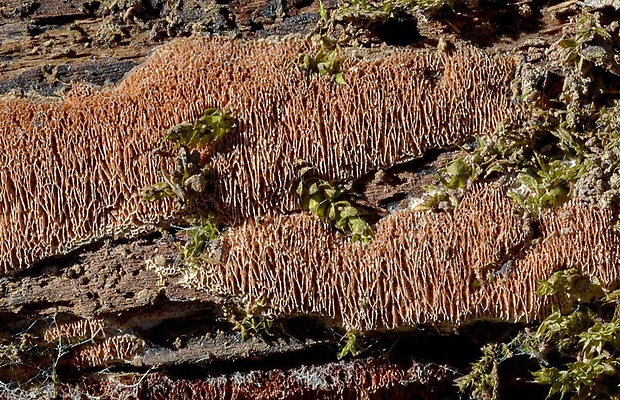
[[0, 37, 521, 278], [192, 187, 619, 330]]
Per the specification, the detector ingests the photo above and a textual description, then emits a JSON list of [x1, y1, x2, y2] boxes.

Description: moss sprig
[[338, 330, 364, 359], [141, 146, 209, 209], [141, 108, 236, 263], [298, 45, 346, 85], [457, 269, 620, 400], [227, 297, 278, 342], [164, 108, 236, 149], [297, 163, 373, 243], [455, 341, 512, 400]]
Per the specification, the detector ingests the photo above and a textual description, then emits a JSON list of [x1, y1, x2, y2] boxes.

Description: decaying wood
[[0, 0, 320, 96], [1, 0, 618, 398]]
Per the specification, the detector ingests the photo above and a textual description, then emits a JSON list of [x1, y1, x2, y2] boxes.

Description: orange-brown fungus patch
[[0, 37, 521, 274], [59, 358, 452, 399], [43, 318, 107, 343], [191, 185, 620, 330], [191, 186, 542, 330], [68, 334, 144, 369]]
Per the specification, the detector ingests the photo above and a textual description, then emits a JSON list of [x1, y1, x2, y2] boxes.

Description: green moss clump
[[142, 108, 236, 263], [227, 297, 277, 342], [457, 269, 620, 400], [338, 330, 365, 359], [164, 108, 236, 149], [297, 163, 373, 243], [298, 45, 346, 85]]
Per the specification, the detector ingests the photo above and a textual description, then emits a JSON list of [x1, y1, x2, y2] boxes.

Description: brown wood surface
[[0, 0, 607, 398], [0, 0, 319, 97]]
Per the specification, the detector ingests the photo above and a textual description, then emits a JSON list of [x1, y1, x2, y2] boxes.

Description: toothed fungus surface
[[0, 95, 175, 273], [189, 185, 620, 330], [58, 358, 452, 399], [0, 37, 521, 274], [68, 334, 145, 368], [43, 318, 107, 343], [190, 186, 542, 330]]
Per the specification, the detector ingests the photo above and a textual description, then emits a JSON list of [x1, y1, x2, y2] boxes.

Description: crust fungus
[[59, 358, 451, 399], [190, 183, 620, 330], [515, 203, 620, 289], [189, 185, 544, 330], [0, 37, 521, 273], [198, 39, 522, 222], [69, 334, 144, 369], [39, 318, 143, 369], [0, 95, 176, 273], [43, 318, 107, 343]]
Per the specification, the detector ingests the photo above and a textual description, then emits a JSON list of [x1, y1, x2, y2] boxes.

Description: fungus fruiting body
[[0, 37, 521, 273], [57, 358, 452, 399], [189, 185, 620, 330], [5, 35, 611, 334], [43, 318, 106, 343], [69, 334, 145, 368]]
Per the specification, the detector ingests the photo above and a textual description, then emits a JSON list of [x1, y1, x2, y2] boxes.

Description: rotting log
[[2, 0, 620, 398]]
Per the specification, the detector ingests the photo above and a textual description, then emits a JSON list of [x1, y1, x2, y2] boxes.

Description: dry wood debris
[[57, 357, 454, 399]]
